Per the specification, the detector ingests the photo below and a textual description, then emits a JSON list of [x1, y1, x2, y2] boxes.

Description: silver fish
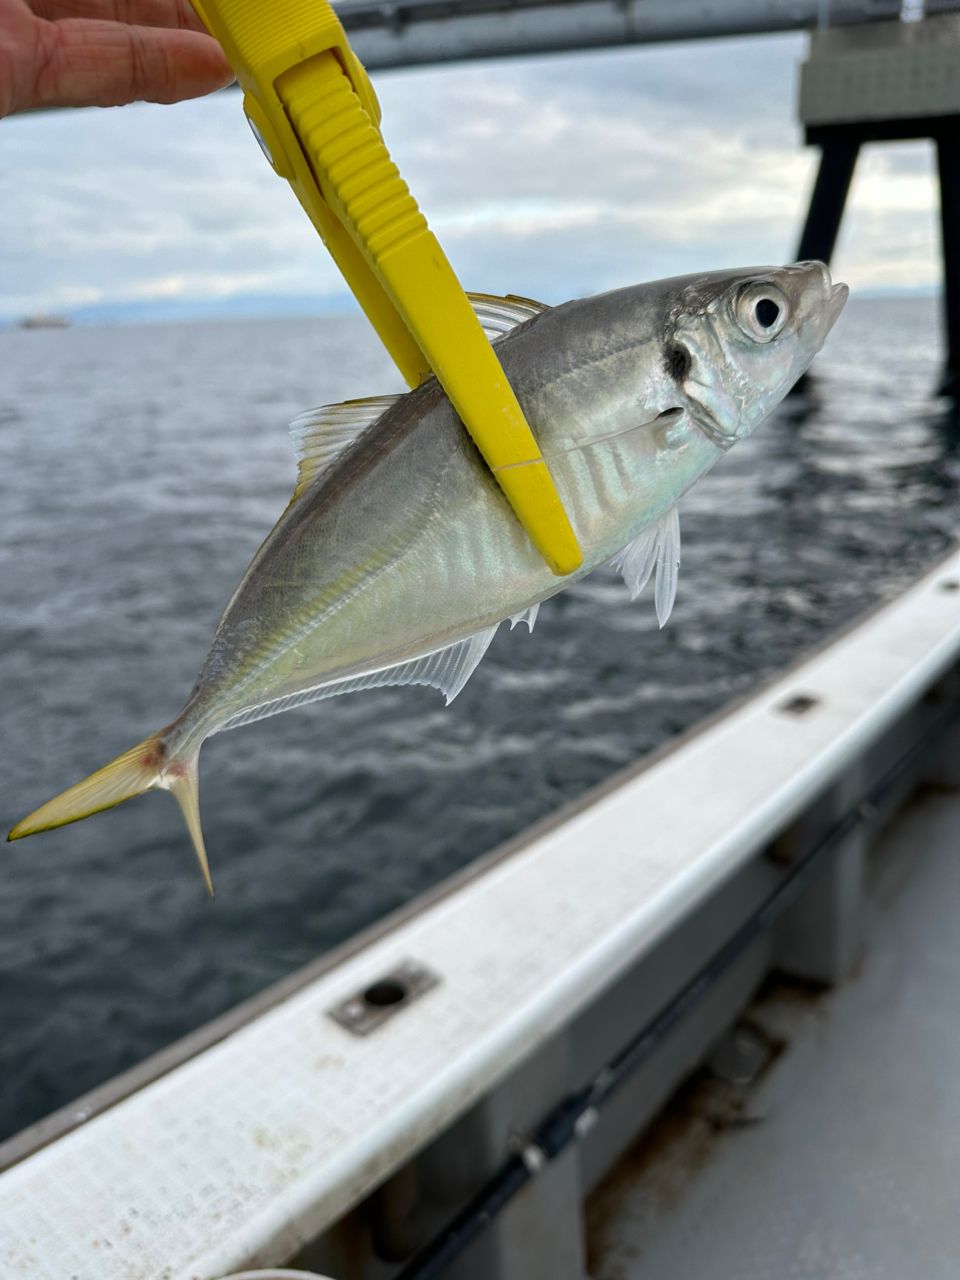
[[9, 261, 847, 891]]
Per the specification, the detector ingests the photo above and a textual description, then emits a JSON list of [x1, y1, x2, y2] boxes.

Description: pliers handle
[[191, 0, 583, 576]]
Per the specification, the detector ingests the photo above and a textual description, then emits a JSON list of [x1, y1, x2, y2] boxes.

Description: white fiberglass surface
[[0, 553, 957, 1279]]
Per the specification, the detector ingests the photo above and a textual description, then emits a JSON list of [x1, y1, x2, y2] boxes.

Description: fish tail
[[166, 755, 213, 897], [7, 733, 214, 896]]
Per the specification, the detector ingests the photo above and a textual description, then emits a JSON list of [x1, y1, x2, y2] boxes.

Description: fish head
[[663, 260, 848, 449]]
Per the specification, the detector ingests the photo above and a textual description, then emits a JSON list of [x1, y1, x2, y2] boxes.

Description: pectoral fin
[[611, 507, 682, 627]]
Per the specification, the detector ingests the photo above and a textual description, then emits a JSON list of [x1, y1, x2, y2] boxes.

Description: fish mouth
[[825, 281, 849, 334], [691, 405, 737, 451], [792, 260, 848, 335]]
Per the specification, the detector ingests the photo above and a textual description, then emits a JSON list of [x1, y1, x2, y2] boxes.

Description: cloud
[[0, 34, 940, 319], [834, 142, 940, 291]]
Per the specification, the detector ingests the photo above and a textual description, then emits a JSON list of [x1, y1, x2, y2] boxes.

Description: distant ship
[[18, 313, 70, 329]]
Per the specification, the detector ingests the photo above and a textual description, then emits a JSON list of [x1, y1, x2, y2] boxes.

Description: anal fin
[[509, 603, 540, 632], [219, 625, 501, 732]]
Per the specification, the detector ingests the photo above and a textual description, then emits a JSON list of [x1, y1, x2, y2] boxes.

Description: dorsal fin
[[467, 292, 550, 343], [286, 295, 546, 500], [288, 395, 401, 500]]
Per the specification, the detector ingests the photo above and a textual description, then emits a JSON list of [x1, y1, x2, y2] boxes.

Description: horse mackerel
[[9, 262, 848, 891]]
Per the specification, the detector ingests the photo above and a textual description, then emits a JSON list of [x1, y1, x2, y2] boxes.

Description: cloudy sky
[[0, 32, 941, 321]]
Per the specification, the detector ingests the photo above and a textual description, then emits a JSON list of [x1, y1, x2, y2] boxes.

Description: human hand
[[0, 0, 233, 118]]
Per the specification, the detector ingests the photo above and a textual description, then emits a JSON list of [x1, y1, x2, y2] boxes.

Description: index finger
[[30, 18, 233, 110], [28, 1, 207, 34]]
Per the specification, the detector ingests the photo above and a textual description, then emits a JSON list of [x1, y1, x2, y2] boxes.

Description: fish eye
[[735, 284, 789, 343], [755, 298, 780, 328]]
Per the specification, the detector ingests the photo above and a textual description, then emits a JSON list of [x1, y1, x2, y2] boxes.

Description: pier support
[[795, 14, 960, 399], [795, 137, 860, 266], [938, 133, 960, 398], [796, 121, 960, 400]]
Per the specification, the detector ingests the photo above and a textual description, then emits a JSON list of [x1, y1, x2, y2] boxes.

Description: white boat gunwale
[[0, 548, 958, 1280]]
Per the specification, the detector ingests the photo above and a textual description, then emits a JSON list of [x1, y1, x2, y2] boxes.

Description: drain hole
[[364, 979, 408, 1008], [329, 959, 440, 1035], [779, 693, 820, 716], [940, 579, 959, 592]]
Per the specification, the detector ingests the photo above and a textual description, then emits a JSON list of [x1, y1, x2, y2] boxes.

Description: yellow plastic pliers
[[190, 0, 583, 577]]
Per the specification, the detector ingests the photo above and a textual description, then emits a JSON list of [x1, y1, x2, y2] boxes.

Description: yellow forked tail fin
[[7, 736, 213, 896]]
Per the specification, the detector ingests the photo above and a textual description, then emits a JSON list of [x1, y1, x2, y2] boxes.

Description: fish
[[8, 261, 847, 892]]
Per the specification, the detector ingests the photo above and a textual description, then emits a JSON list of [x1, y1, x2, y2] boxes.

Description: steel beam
[[336, 0, 960, 71]]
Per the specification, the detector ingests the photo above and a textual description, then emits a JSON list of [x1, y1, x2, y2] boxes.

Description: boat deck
[[0, 554, 956, 1280], [587, 781, 960, 1280]]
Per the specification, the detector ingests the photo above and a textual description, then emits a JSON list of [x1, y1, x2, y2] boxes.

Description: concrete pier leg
[[789, 135, 860, 395], [937, 132, 960, 398], [795, 135, 860, 266]]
